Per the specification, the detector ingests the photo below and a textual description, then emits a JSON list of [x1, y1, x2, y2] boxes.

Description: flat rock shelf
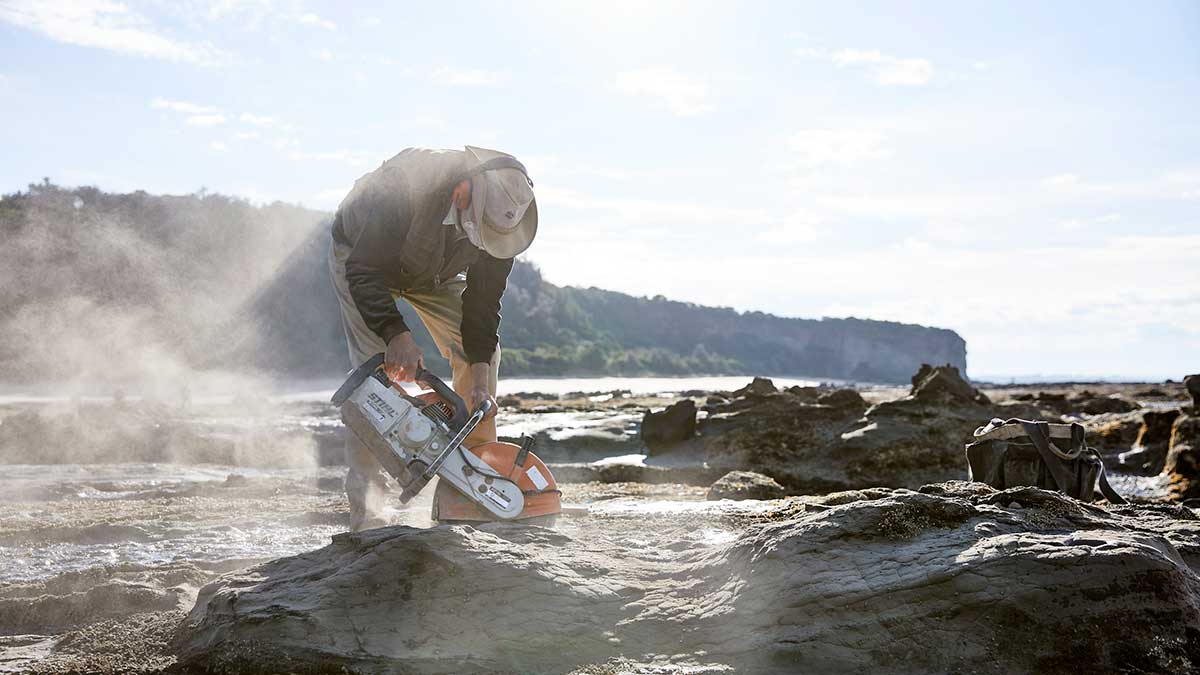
[[174, 481, 1200, 674]]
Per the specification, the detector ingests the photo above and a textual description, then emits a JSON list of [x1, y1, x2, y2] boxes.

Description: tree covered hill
[[1, 182, 967, 387]]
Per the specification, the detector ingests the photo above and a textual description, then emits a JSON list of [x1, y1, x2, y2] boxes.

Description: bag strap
[[1092, 455, 1127, 504], [1017, 420, 1126, 504], [1018, 420, 1078, 493]]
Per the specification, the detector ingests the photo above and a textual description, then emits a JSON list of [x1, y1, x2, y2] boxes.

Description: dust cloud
[[0, 181, 336, 467]]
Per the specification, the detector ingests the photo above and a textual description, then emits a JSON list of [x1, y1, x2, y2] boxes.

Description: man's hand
[[384, 331, 424, 383], [467, 361, 497, 418]]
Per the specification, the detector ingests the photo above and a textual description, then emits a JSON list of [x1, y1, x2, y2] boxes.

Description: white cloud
[[186, 113, 226, 126], [800, 47, 933, 86], [238, 112, 276, 126], [1165, 169, 1200, 199], [1041, 173, 1080, 188], [312, 186, 351, 209], [313, 47, 334, 62], [753, 219, 822, 245], [151, 97, 218, 114], [232, 130, 260, 140], [286, 149, 371, 166], [209, 140, 228, 152], [298, 12, 335, 31], [611, 66, 715, 117], [193, 0, 273, 26], [537, 185, 765, 229], [361, 16, 382, 28], [789, 128, 890, 168], [429, 66, 506, 87], [0, 0, 232, 66], [1040, 170, 1200, 200]]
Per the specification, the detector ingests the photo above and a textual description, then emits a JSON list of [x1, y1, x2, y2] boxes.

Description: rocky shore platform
[[174, 481, 1200, 674], [3, 368, 1199, 673]]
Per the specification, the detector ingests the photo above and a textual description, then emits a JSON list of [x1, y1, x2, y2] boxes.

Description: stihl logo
[[366, 392, 398, 419]]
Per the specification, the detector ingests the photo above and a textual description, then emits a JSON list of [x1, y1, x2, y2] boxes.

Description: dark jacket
[[332, 148, 513, 364]]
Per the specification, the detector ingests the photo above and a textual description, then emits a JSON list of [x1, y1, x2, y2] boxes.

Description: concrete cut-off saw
[[331, 353, 561, 523]]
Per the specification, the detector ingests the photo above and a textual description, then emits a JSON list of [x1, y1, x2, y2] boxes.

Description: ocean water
[[267, 374, 833, 405]]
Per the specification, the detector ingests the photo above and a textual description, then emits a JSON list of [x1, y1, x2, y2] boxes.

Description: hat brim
[[466, 158, 537, 259], [479, 192, 537, 259]]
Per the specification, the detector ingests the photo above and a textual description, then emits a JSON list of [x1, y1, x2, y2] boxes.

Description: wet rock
[[1186, 374, 1200, 410], [1013, 392, 1067, 405], [1070, 393, 1140, 415], [703, 394, 728, 407], [655, 365, 999, 493], [546, 461, 722, 486], [732, 377, 777, 398], [785, 385, 824, 402], [21, 610, 184, 675], [497, 395, 523, 407], [910, 363, 990, 405], [174, 482, 1200, 675], [507, 391, 561, 401], [1085, 411, 1146, 457], [707, 471, 786, 500], [1166, 413, 1200, 501], [816, 388, 867, 411], [640, 400, 697, 452], [0, 563, 210, 634], [316, 475, 344, 492], [1120, 409, 1184, 474]]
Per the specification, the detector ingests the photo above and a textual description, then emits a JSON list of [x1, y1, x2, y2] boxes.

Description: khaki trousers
[[328, 239, 500, 531]]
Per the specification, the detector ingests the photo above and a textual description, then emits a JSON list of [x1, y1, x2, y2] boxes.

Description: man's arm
[[342, 207, 411, 345], [340, 186, 424, 380], [461, 254, 514, 413]]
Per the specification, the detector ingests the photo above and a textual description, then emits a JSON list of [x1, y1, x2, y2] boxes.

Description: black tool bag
[[966, 418, 1126, 503]]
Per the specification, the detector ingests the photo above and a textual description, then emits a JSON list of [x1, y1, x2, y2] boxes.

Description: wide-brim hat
[[464, 145, 537, 259]]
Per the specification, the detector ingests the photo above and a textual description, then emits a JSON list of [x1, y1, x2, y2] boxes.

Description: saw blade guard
[[432, 440, 562, 523]]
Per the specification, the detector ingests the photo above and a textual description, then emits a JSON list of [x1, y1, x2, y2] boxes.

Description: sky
[[1, 0, 1197, 381]]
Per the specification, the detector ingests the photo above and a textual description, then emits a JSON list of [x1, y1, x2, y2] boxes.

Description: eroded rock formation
[[640, 399, 697, 452], [174, 482, 1200, 674], [660, 364, 1051, 492], [706, 470, 786, 500], [1167, 413, 1200, 501]]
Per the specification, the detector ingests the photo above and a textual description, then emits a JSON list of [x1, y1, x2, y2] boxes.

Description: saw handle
[[414, 366, 469, 428], [330, 354, 473, 428], [330, 353, 387, 406]]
